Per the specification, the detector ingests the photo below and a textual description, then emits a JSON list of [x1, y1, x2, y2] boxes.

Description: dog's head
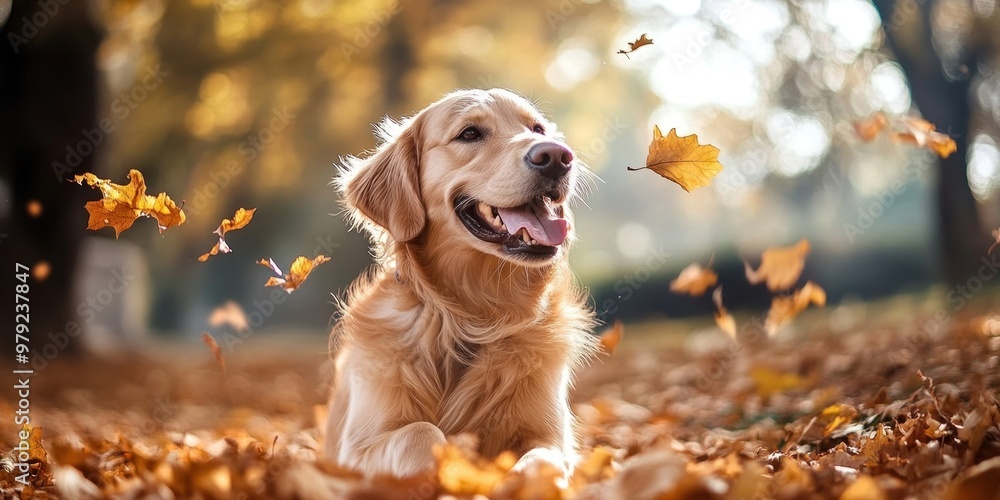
[[340, 89, 582, 268]]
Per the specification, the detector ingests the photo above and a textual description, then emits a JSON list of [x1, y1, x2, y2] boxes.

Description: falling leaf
[[26, 199, 43, 218], [750, 366, 808, 398], [599, 320, 624, 355], [670, 261, 718, 296], [32, 261, 51, 281], [208, 301, 249, 332], [72, 169, 186, 237], [853, 112, 889, 142], [628, 126, 724, 192], [199, 207, 257, 262], [764, 281, 826, 336], [745, 239, 811, 291], [894, 116, 957, 158], [201, 332, 226, 375], [989, 228, 999, 255], [616, 33, 654, 58], [712, 287, 737, 340], [258, 255, 331, 294], [840, 476, 886, 500]]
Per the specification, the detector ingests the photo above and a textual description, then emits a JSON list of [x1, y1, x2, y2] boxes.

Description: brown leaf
[[73, 169, 186, 237], [670, 262, 718, 296], [616, 33, 653, 58], [712, 286, 737, 340], [598, 320, 624, 355], [745, 239, 811, 291], [199, 207, 257, 262], [764, 281, 826, 336], [853, 112, 889, 142], [944, 456, 1000, 500], [259, 255, 331, 293], [628, 126, 724, 192], [201, 332, 226, 375]]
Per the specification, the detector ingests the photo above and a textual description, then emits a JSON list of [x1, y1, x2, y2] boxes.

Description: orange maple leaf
[[764, 280, 826, 336], [628, 126, 724, 192], [712, 286, 737, 340], [616, 33, 654, 58], [670, 261, 718, 296], [745, 239, 811, 292], [72, 169, 186, 237], [258, 255, 331, 294], [598, 320, 624, 355], [199, 207, 257, 262]]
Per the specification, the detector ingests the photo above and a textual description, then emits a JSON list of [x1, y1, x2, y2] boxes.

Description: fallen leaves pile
[[3, 305, 998, 499]]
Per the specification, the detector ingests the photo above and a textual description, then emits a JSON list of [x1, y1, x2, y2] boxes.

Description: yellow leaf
[[73, 169, 186, 237], [199, 207, 257, 262], [745, 239, 811, 292], [259, 255, 331, 293], [892, 116, 957, 158], [764, 281, 826, 336], [750, 366, 807, 398], [629, 126, 724, 192], [670, 262, 718, 296]]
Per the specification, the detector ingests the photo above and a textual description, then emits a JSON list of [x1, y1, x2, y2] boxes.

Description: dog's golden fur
[[323, 88, 597, 478]]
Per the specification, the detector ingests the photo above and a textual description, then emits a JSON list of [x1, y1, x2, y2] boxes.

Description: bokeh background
[[1, 0, 999, 355]]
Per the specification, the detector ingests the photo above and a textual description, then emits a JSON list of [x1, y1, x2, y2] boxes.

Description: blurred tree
[[0, 1, 101, 354], [871, 0, 995, 287]]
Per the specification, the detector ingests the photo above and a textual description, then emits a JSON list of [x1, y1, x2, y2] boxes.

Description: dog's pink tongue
[[498, 203, 568, 246]]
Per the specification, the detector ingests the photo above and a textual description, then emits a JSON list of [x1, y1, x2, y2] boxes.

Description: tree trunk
[[870, 0, 989, 288], [1, 1, 102, 356]]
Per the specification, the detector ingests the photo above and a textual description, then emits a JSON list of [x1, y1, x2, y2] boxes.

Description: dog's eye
[[457, 126, 482, 141], [532, 124, 546, 134]]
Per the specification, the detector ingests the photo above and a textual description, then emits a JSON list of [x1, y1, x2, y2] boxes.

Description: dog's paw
[[511, 448, 571, 488]]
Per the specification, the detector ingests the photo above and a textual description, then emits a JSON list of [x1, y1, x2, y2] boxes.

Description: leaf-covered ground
[[3, 300, 1000, 499]]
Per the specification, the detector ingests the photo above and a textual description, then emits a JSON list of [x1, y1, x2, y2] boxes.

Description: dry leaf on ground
[[628, 126, 724, 192], [258, 255, 331, 294], [712, 286, 737, 339], [745, 239, 811, 292], [598, 320, 624, 355], [616, 33, 653, 58], [72, 169, 186, 237], [764, 280, 827, 336], [670, 262, 718, 296], [199, 207, 257, 262]]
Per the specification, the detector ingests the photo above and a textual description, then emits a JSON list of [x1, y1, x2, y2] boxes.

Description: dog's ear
[[341, 119, 426, 243]]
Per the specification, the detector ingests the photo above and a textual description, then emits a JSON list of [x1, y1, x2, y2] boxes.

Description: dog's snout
[[525, 142, 573, 179]]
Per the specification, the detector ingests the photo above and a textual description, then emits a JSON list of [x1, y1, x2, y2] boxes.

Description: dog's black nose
[[525, 142, 573, 179]]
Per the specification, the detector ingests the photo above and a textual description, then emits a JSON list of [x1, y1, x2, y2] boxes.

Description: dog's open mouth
[[455, 196, 568, 257]]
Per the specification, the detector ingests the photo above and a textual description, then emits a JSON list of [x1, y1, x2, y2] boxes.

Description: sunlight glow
[[545, 39, 599, 91], [968, 134, 1000, 200]]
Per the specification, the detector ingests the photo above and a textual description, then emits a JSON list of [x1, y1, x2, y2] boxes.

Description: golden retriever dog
[[323, 88, 597, 481]]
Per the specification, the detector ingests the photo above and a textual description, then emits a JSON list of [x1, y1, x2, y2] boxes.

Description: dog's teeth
[[476, 202, 493, 222], [521, 229, 531, 243], [500, 224, 507, 232], [530, 239, 538, 245], [493, 216, 502, 229]]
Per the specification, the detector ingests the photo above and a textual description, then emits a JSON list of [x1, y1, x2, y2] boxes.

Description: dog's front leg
[[343, 421, 447, 478]]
